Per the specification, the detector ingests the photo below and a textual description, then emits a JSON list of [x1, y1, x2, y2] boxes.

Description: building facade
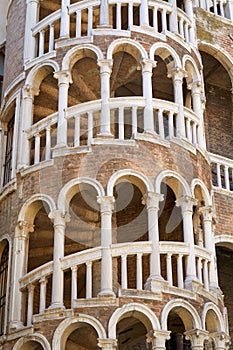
[[0, 0, 233, 349]]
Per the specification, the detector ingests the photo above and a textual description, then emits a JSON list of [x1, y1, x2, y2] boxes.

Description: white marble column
[[199, 206, 218, 291], [185, 329, 209, 350], [100, 0, 110, 26], [98, 339, 118, 350], [24, 0, 39, 61], [49, 210, 70, 309], [143, 192, 164, 290], [54, 71, 72, 148], [19, 86, 35, 168], [184, 0, 195, 44], [212, 332, 231, 350], [97, 196, 115, 296], [98, 59, 113, 137], [10, 221, 34, 329], [147, 330, 171, 350], [60, 0, 70, 38], [176, 196, 197, 289], [168, 68, 186, 139], [168, 0, 178, 33], [11, 94, 21, 177], [191, 81, 206, 149], [142, 59, 156, 134]]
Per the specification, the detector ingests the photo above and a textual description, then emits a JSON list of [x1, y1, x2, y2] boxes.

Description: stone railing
[[30, 0, 195, 61], [19, 241, 212, 326], [194, 0, 233, 20], [210, 153, 233, 192], [25, 98, 202, 166]]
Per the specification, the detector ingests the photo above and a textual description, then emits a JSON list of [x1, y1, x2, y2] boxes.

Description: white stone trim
[[215, 234, 233, 247], [107, 169, 154, 196], [12, 333, 51, 350], [18, 193, 56, 222], [106, 38, 148, 60], [57, 177, 105, 212], [25, 60, 60, 89], [108, 302, 160, 339], [161, 298, 202, 330], [52, 314, 106, 350], [24, 51, 57, 71], [202, 302, 225, 333], [3, 73, 25, 99], [62, 43, 104, 71], [182, 54, 201, 81], [191, 178, 212, 205], [149, 42, 181, 67], [155, 170, 191, 196], [0, 178, 17, 202]]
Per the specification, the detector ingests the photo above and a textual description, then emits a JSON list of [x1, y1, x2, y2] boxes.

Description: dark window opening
[[0, 244, 9, 336], [3, 116, 14, 186]]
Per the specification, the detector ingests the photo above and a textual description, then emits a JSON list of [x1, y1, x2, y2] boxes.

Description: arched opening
[[117, 316, 150, 349], [152, 55, 174, 102], [65, 322, 99, 350], [0, 51, 4, 103], [18, 341, 44, 350], [192, 184, 207, 248], [205, 309, 221, 333], [64, 183, 101, 304], [216, 245, 233, 346], [39, 0, 60, 21], [0, 240, 9, 336], [200, 51, 232, 160], [67, 50, 100, 145], [166, 310, 191, 350]]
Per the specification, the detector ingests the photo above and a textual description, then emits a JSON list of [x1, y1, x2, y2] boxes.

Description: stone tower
[[0, 0, 233, 349]]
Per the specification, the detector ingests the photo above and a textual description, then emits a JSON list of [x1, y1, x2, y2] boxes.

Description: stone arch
[[108, 302, 160, 339], [107, 38, 148, 61], [155, 170, 191, 198], [161, 299, 202, 330], [215, 234, 233, 247], [58, 177, 105, 213], [107, 169, 154, 196], [198, 42, 233, 88], [52, 314, 106, 350], [18, 193, 56, 223], [182, 55, 201, 83], [202, 302, 225, 333], [191, 179, 211, 206], [25, 60, 60, 93], [150, 43, 181, 69], [62, 44, 104, 71], [12, 333, 51, 350]]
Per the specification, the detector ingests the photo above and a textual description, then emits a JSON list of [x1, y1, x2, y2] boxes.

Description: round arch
[[198, 42, 233, 88], [57, 177, 105, 213], [155, 170, 191, 198], [108, 302, 160, 339], [52, 314, 106, 350], [107, 169, 154, 196], [182, 55, 201, 83], [25, 60, 60, 92], [191, 178, 212, 206], [18, 194, 56, 223], [202, 302, 225, 333], [62, 44, 104, 71], [12, 333, 51, 350], [107, 38, 148, 61], [161, 299, 202, 330], [150, 43, 181, 68]]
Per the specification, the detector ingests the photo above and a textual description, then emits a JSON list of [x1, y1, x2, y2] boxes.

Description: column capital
[[27, 283, 35, 293], [211, 332, 231, 350], [97, 59, 113, 73], [176, 195, 198, 212], [97, 339, 117, 349], [16, 220, 34, 238], [54, 70, 72, 85], [26, 0, 39, 4], [147, 330, 171, 348], [49, 210, 71, 226], [185, 329, 209, 348], [167, 67, 187, 81], [141, 59, 157, 73], [23, 84, 38, 99], [190, 80, 202, 93], [142, 192, 164, 209], [97, 196, 115, 214], [199, 206, 213, 222]]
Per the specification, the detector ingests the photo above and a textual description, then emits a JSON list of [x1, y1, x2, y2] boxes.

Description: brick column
[[54, 71, 72, 148], [176, 196, 197, 289], [142, 59, 156, 134], [97, 196, 115, 296], [10, 221, 34, 329], [49, 210, 70, 309], [185, 329, 209, 350]]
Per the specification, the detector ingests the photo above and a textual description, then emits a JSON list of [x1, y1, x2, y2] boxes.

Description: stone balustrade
[[210, 153, 233, 192]]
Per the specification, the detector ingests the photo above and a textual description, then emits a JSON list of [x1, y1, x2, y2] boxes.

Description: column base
[[48, 303, 66, 310], [184, 276, 199, 291], [9, 321, 24, 331], [96, 132, 114, 139], [145, 276, 167, 293], [98, 290, 116, 298]]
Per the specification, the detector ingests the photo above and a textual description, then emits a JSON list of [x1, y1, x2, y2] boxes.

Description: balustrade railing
[[19, 241, 212, 325], [183, 107, 200, 145], [210, 153, 233, 192], [30, 0, 195, 61], [194, 0, 232, 20]]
